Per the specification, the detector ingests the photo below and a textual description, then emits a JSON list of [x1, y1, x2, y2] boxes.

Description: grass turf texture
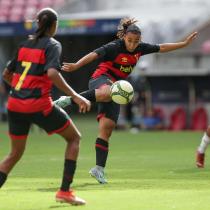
[[0, 115, 210, 210]]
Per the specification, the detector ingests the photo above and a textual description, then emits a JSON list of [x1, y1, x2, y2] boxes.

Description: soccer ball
[[110, 80, 134, 104]]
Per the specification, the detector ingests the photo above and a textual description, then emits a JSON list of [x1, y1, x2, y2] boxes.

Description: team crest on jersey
[[121, 57, 128, 63]]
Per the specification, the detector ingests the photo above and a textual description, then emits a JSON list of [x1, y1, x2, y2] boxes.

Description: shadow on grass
[[49, 205, 70, 209], [38, 182, 101, 192]]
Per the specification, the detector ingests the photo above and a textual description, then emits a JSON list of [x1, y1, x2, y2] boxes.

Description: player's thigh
[[7, 111, 31, 139], [97, 101, 120, 123], [89, 75, 112, 90], [32, 106, 71, 135]]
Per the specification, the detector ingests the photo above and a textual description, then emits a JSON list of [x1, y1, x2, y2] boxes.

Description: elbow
[[159, 47, 167, 53], [91, 52, 99, 59], [2, 68, 8, 80], [3, 68, 13, 83], [47, 68, 58, 79]]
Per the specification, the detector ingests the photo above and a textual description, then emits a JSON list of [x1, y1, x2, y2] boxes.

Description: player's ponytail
[[33, 8, 58, 40], [117, 18, 141, 39]]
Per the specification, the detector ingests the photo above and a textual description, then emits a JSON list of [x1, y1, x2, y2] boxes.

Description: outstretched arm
[[62, 52, 99, 72], [159, 31, 197, 53]]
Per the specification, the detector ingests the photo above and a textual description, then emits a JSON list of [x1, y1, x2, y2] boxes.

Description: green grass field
[[0, 115, 210, 210]]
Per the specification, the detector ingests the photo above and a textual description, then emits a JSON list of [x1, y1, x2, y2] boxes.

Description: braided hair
[[117, 17, 141, 39], [32, 8, 58, 40]]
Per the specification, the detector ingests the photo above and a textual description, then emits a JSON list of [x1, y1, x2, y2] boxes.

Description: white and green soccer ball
[[110, 80, 134, 105]]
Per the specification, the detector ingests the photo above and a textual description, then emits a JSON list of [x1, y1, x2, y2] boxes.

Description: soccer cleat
[[196, 150, 205, 168], [89, 166, 107, 184], [55, 190, 86, 205], [53, 96, 72, 108]]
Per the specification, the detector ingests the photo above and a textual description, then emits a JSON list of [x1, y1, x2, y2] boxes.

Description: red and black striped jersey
[[7, 37, 62, 114], [92, 39, 160, 81]]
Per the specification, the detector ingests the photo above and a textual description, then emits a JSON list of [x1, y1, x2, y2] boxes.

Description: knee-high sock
[[80, 89, 96, 102], [60, 159, 76, 191], [0, 171, 7, 188], [95, 138, 109, 168]]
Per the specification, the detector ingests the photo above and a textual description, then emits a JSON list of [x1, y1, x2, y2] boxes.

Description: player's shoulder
[[137, 42, 157, 50], [111, 39, 122, 47], [138, 42, 151, 48], [47, 37, 61, 48], [104, 39, 122, 49]]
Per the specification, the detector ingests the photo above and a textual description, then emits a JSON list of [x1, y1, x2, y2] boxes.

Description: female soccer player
[[56, 18, 197, 184], [0, 8, 90, 205]]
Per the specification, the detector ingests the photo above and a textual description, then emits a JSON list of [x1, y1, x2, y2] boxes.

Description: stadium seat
[[13, 0, 25, 7], [24, 7, 37, 20], [191, 107, 207, 130], [169, 107, 186, 130], [0, 0, 66, 22]]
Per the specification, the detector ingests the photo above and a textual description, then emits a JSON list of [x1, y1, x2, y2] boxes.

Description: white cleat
[[53, 96, 72, 108], [89, 166, 107, 184]]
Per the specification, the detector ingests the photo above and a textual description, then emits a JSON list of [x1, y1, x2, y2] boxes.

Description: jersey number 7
[[15, 61, 32, 91]]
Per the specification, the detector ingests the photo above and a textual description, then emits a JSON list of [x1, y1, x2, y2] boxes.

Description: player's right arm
[[48, 68, 91, 113], [62, 52, 99, 72], [62, 41, 118, 72]]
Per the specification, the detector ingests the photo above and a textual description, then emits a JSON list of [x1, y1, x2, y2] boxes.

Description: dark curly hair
[[117, 17, 141, 39]]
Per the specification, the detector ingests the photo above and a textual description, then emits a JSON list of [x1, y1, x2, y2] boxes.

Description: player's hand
[[184, 31, 197, 46], [72, 94, 91, 113], [62, 63, 78, 72]]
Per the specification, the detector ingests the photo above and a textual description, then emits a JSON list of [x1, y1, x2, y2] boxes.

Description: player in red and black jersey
[[57, 18, 197, 184], [0, 8, 90, 205]]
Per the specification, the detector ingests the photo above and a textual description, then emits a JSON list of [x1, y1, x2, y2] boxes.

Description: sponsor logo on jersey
[[120, 65, 133, 73]]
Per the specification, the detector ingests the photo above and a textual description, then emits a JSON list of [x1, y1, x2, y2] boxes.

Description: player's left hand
[[184, 32, 198, 45], [62, 63, 77, 72], [72, 93, 91, 113]]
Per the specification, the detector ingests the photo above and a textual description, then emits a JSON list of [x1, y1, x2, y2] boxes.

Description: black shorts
[[89, 75, 120, 123], [8, 106, 70, 140]]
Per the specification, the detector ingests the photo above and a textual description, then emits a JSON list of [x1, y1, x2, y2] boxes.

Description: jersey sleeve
[[94, 41, 118, 58], [7, 41, 25, 72], [44, 42, 62, 72], [139, 42, 160, 56]]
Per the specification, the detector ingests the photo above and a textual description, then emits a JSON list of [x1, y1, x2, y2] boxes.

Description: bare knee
[[65, 131, 81, 146], [96, 86, 111, 102], [99, 121, 115, 139]]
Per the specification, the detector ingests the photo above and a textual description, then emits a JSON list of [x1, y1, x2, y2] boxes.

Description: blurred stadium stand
[[0, 0, 66, 22]]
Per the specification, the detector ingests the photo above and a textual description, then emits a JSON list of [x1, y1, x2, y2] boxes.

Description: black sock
[[60, 159, 76, 191], [80, 89, 96, 102], [71, 89, 96, 105], [95, 138, 109, 167], [0, 171, 7, 188]]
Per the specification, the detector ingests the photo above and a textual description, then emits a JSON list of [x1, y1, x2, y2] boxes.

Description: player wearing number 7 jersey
[[0, 8, 90, 205]]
